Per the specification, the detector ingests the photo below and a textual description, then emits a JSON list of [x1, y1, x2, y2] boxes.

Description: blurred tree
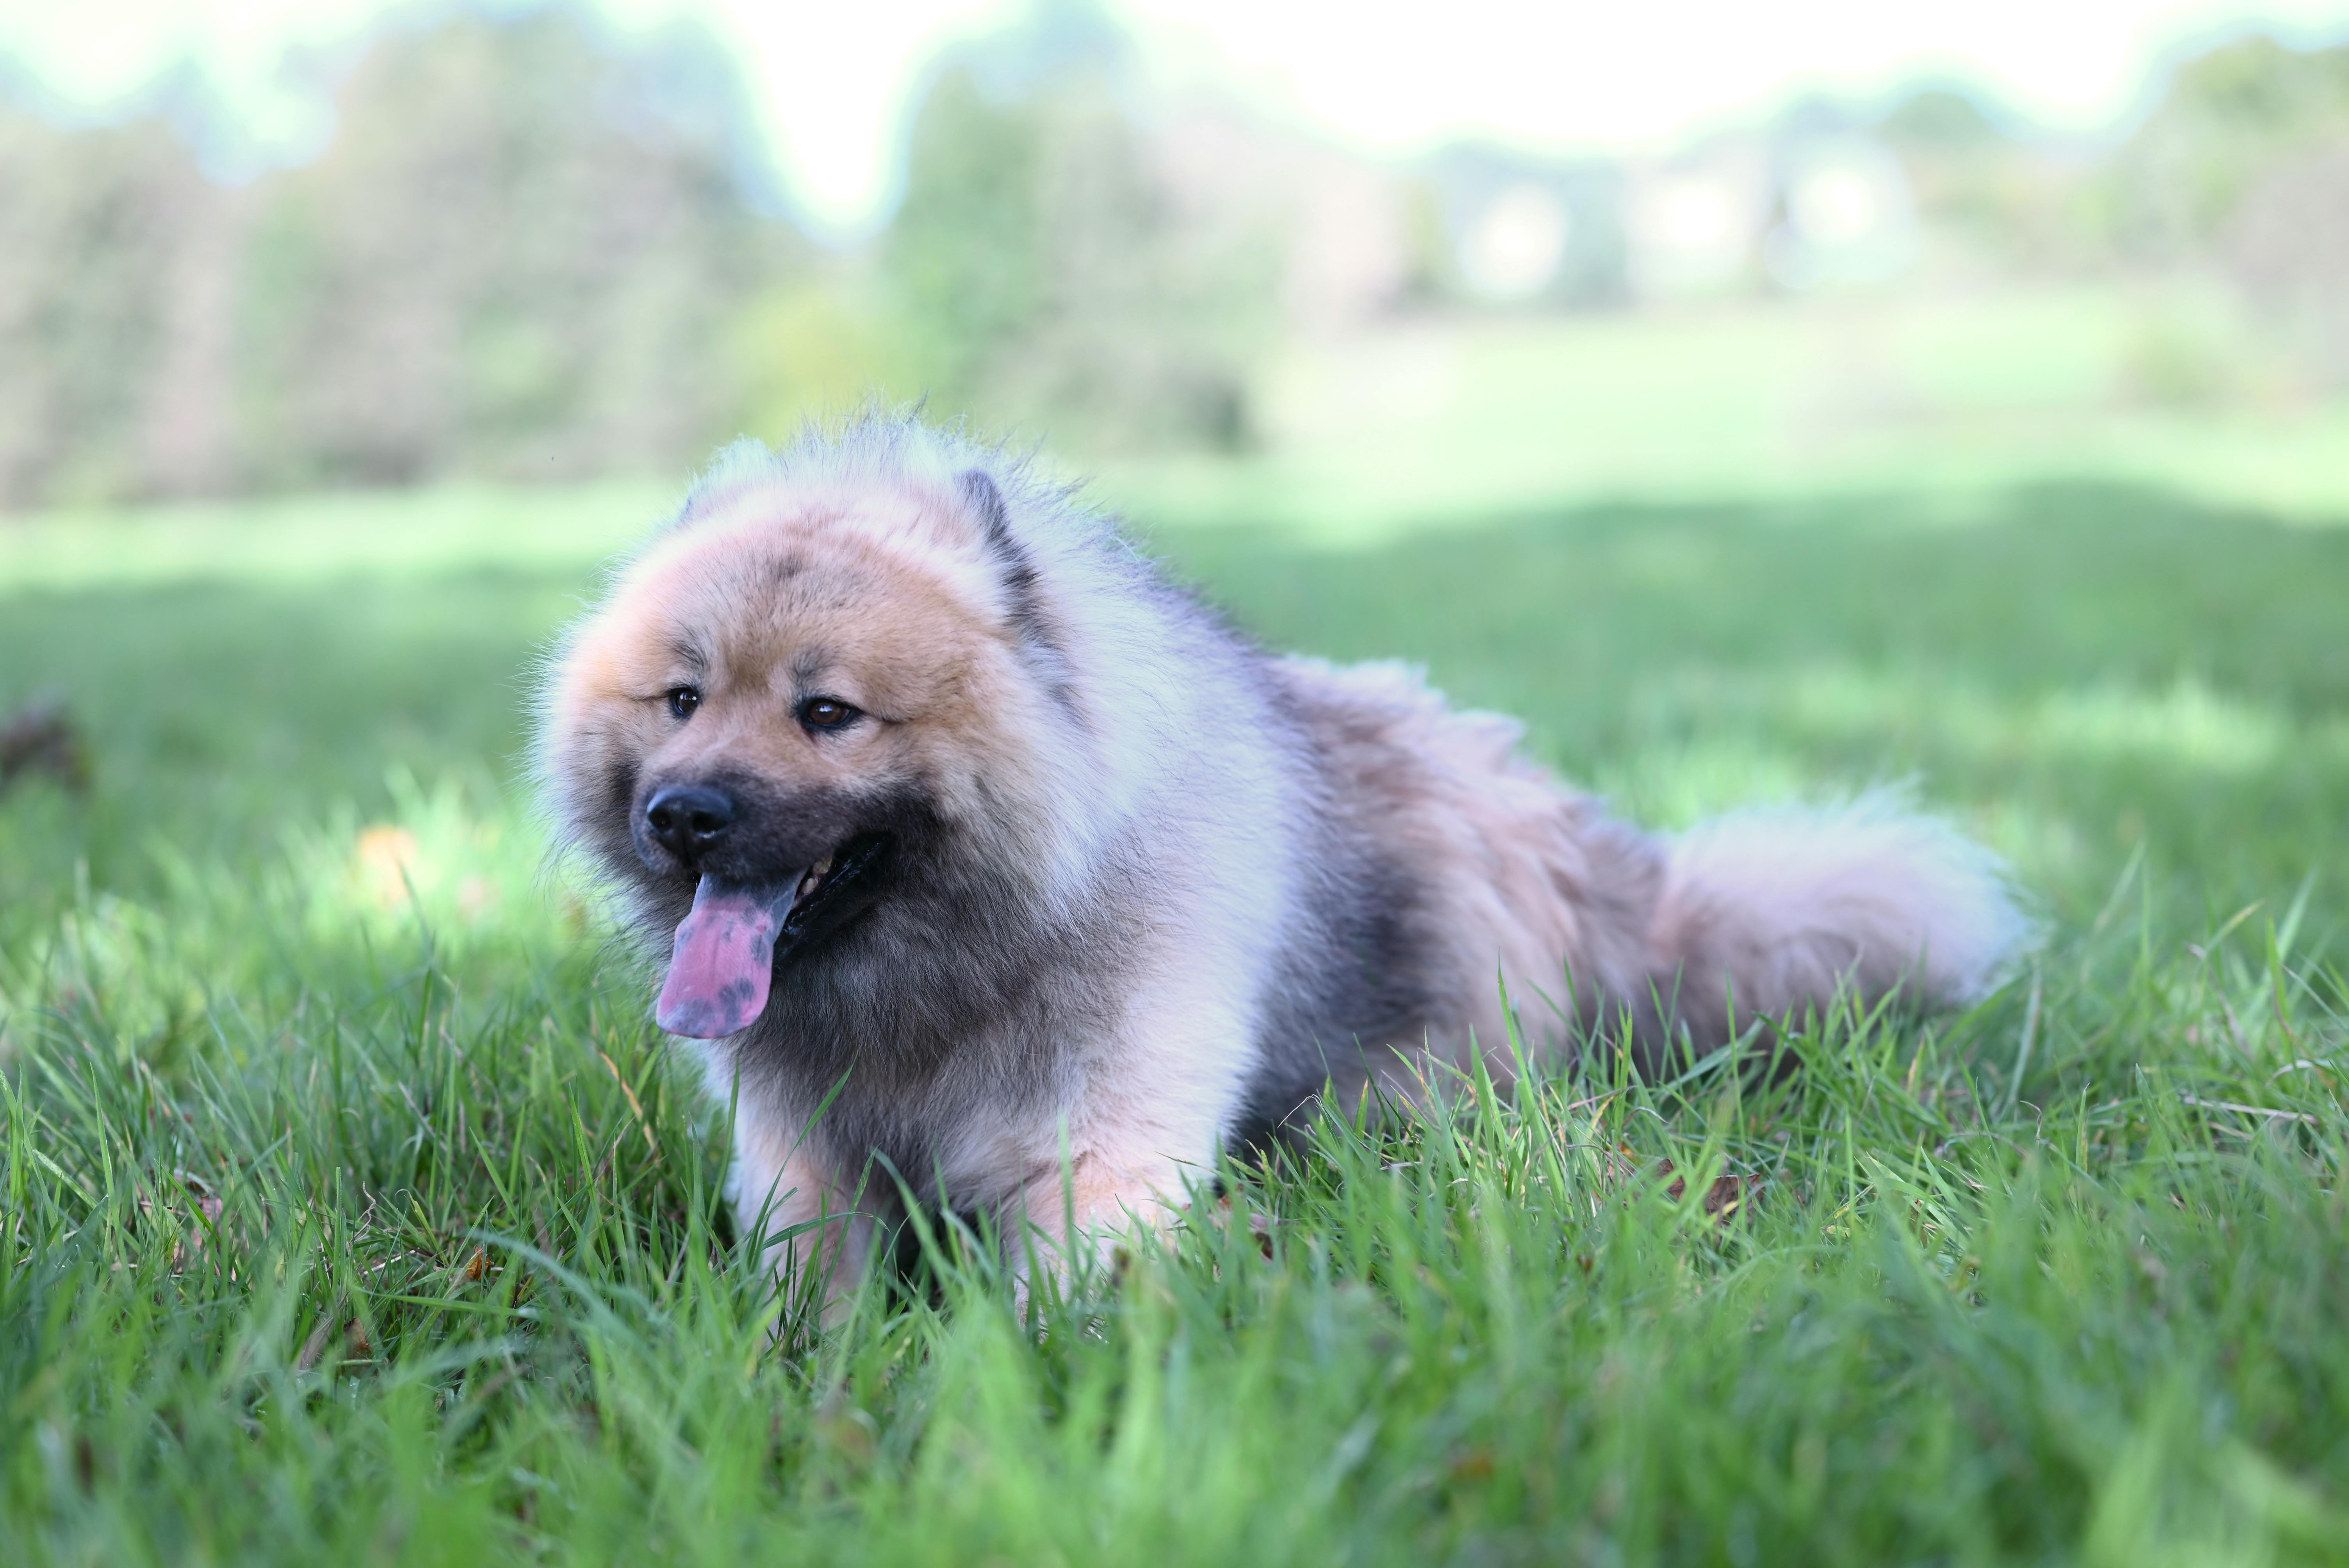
[[235, 10, 800, 489], [0, 0, 1288, 508], [1878, 87, 2009, 151], [0, 8, 809, 507], [2110, 35, 2349, 257], [0, 106, 237, 506], [882, 18, 1275, 453], [2107, 36, 2349, 385], [1874, 84, 2105, 278], [888, 67, 1052, 413], [729, 273, 927, 439]]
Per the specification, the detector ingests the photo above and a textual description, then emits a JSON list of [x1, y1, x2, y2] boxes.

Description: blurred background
[[10, 10, 2349, 1547], [3, 0, 2349, 989], [4, 0, 2349, 517]]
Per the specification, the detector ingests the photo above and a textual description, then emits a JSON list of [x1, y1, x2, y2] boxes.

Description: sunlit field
[[1123, 285, 2349, 537], [5, 299, 2349, 1563]]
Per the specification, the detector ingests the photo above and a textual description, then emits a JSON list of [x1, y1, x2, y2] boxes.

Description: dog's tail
[[1629, 799, 2027, 1059]]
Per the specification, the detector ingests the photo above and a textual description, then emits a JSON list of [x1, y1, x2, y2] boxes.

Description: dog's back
[[1258, 655, 2025, 1101]]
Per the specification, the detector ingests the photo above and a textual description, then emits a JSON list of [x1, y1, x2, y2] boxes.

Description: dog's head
[[541, 445, 1082, 1038]]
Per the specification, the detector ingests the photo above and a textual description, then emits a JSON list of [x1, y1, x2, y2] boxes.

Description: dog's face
[[545, 472, 1050, 1037]]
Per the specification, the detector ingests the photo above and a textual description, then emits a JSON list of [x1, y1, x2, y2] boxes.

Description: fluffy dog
[[539, 417, 2022, 1299]]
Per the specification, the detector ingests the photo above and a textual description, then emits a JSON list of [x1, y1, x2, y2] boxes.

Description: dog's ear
[[958, 469, 1078, 713], [958, 469, 1044, 633], [958, 468, 1019, 559]]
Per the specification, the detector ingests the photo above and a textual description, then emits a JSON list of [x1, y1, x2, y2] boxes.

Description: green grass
[[4, 460, 2349, 1564], [1117, 285, 2349, 537]]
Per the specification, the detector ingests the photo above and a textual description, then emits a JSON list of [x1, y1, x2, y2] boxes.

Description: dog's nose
[[644, 785, 737, 864]]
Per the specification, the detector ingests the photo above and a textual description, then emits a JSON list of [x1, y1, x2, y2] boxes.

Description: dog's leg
[[1009, 1146, 1192, 1288], [731, 1116, 875, 1328], [1005, 976, 1253, 1298]]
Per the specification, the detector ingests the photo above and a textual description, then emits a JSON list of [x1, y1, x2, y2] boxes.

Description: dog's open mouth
[[655, 833, 890, 1038]]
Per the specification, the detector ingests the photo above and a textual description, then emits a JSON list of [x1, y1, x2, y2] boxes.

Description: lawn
[[4, 398, 2349, 1560]]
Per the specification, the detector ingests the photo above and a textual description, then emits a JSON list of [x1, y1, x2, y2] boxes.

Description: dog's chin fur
[[537, 416, 2028, 1307]]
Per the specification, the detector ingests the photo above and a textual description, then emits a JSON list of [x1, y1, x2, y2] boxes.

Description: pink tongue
[[656, 877, 790, 1038]]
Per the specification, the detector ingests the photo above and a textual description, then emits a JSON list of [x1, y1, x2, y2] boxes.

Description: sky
[[4, 0, 2348, 235]]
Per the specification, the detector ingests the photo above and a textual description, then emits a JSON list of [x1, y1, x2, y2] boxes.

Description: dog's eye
[[666, 686, 701, 720], [798, 696, 860, 731]]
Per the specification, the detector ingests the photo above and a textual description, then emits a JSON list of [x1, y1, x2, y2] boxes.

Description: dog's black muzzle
[[631, 773, 901, 959]]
